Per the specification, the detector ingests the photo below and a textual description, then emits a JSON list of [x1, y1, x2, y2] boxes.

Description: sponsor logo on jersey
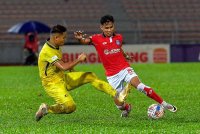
[[104, 48, 121, 55], [102, 42, 107, 45]]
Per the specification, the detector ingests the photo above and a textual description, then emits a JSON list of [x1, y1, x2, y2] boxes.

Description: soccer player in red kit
[[74, 15, 177, 117]]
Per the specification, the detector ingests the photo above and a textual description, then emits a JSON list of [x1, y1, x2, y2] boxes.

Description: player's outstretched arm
[[54, 53, 86, 71], [121, 48, 132, 61], [74, 31, 91, 45]]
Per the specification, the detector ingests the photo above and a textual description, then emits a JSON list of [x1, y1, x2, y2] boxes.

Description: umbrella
[[7, 20, 51, 34]]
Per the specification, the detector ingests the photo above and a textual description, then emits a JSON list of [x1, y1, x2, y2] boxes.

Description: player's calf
[[62, 103, 76, 114]]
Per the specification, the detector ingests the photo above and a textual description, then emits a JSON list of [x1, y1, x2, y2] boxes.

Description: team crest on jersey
[[116, 40, 120, 45]]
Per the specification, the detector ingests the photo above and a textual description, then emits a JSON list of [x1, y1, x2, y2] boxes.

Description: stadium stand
[[1, 0, 200, 44], [121, 0, 200, 44], [0, 0, 108, 45]]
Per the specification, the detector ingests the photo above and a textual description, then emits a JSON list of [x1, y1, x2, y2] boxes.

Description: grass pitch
[[0, 63, 200, 134]]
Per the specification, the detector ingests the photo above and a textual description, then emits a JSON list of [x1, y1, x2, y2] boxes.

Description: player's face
[[54, 32, 67, 46], [100, 22, 115, 37]]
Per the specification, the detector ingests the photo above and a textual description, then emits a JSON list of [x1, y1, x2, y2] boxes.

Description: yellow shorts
[[43, 72, 97, 105]]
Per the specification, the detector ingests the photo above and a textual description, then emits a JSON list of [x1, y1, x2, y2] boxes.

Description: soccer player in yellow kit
[[35, 24, 127, 121]]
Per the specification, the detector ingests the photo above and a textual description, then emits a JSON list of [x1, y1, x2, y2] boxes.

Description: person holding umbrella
[[7, 20, 51, 65], [23, 32, 39, 65]]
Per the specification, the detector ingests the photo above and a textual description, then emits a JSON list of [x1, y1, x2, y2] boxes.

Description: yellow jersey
[[38, 41, 65, 85]]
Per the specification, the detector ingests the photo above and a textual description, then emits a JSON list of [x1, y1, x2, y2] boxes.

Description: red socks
[[116, 103, 130, 111], [124, 103, 130, 111], [144, 87, 163, 104]]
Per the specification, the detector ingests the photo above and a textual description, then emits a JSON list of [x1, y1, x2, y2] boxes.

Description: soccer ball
[[147, 104, 165, 119]]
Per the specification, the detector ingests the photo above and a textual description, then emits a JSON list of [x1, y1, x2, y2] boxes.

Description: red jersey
[[90, 33, 130, 76]]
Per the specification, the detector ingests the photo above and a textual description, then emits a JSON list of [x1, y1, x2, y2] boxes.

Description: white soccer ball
[[147, 104, 165, 119]]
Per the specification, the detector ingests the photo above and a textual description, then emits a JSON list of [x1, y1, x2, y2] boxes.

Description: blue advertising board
[[171, 44, 200, 62]]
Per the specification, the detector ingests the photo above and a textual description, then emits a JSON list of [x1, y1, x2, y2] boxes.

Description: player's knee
[[62, 102, 76, 114]]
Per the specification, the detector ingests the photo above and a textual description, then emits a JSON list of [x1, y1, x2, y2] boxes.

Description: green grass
[[0, 63, 200, 134]]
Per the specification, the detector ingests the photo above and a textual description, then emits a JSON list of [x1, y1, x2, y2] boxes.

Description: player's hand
[[125, 55, 132, 61], [74, 30, 84, 40], [78, 53, 87, 62], [74, 30, 88, 40]]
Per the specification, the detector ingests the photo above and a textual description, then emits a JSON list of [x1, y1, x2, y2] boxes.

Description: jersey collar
[[102, 33, 116, 38], [46, 39, 59, 50]]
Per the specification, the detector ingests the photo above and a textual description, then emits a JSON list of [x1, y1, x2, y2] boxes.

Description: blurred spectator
[[23, 32, 39, 65]]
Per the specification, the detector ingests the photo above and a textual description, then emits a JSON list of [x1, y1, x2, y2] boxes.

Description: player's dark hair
[[100, 15, 114, 25], [50, 24, 67, 34]]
